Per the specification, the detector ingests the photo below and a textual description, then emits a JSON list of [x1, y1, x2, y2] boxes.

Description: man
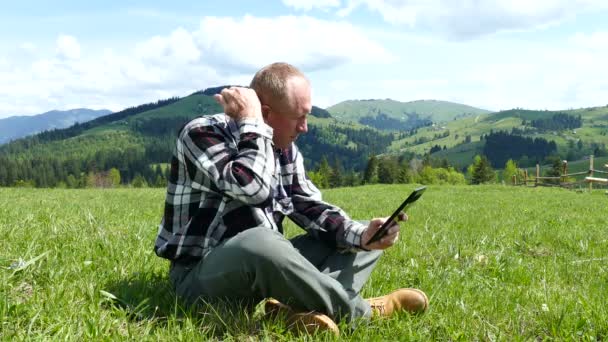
[[154, 62, 428, 335]]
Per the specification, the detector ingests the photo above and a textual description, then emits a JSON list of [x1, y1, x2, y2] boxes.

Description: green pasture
[[388, 106, 608, 166], [525, 156, 608, 179], [1, 185, 607, 340]]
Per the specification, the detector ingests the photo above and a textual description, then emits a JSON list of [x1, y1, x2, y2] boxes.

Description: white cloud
[[320, 30, 608, 112], [336, 0, 608, 39], [282, 0, 341, 11], [570, 31, 608, 51], [0, 15, 390, 117], [56, 35, 81, 59], [194, 15, 393, 73], [20, 42, 37, 53], [135, 27, 201, 64]]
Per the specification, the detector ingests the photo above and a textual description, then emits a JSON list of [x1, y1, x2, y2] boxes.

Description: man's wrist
[[348, 221, 369, 250], [238, 118, 273, 139]]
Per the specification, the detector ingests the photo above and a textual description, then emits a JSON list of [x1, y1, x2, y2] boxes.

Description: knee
[[232, 227, 293, 266]]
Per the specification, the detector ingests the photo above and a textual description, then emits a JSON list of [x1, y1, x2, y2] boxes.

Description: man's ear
[[261, 105, 271, 120]]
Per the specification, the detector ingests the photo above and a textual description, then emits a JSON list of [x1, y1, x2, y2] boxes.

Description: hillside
[[327, 99, 491, 131], [0, 90, 391, 187], [0, 108, 111, 144], [391, 107, 608, 169], [2, 86, 608, 188]]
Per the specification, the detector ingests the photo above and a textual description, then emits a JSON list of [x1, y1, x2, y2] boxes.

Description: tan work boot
[[366, 288, 429, 317], [264, 298, 340, 336]]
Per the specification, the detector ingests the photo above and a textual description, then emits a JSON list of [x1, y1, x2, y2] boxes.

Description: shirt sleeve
[[287, 147, 367, 251], [179, 117, 275, 206]]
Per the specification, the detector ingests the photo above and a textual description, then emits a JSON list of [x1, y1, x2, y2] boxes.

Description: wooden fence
[[514, 155, 608, 191]]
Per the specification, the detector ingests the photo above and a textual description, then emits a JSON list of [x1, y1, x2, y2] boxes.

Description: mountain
[[390, 106, 608, 169], [0, 88, 389, 187], [2, 85, 606, 188], [0, 108, 112, 144], [327, 99, 491, 131]]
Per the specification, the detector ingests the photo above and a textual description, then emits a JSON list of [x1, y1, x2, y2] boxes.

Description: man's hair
[[250, 62, 308, 107]]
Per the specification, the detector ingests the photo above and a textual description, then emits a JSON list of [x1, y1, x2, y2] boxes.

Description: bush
[[132, 174, 148, 188], [417, 166, 466, 185]]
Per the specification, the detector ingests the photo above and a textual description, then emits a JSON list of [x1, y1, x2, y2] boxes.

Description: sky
[[1, 0, 608, 119]]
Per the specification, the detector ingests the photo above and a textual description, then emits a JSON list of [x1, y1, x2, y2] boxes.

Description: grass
[[524, 156, 608, 182], [327, 99, 491, 124], [2, 185, 607, 340]]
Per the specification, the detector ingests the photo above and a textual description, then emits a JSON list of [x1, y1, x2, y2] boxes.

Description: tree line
[[0, 115, 396, 188], [482, 131, 557, 168], [359, 113, 432, 131], [528, 113, 582, 132]]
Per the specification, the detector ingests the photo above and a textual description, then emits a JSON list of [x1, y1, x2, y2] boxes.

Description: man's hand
[[361, 213, 407, 250], [213, 87, 263, 122]]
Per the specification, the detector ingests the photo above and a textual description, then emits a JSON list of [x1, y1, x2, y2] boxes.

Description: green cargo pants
[[169, 226, 382, 323]]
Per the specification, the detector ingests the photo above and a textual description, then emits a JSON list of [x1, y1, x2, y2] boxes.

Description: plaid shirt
[[154, 113, 367, 262]]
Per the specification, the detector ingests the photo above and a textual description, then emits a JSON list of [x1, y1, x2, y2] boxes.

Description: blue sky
[[1, 0, 608, 118]]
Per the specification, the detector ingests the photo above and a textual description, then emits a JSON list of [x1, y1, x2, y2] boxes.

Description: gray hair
[[250, 62, 308, 107]]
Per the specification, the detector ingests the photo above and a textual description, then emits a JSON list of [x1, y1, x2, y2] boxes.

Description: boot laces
[[370, 302, 386, 315]]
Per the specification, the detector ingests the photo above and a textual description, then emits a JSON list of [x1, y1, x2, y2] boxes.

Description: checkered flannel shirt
[[154, 113, 367, 262]]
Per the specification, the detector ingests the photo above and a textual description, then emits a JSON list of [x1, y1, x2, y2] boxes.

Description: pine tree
[[329, 158, 343, 188], [471, 155, 495, 184], [377, 157, 399, 184], [543, 156, 562, 184], [363, 155, 378, 184], [316, 156, 332, 189], [397, 161, 411, 184]]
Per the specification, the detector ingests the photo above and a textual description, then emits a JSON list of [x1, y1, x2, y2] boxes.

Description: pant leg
[[289, 231, 383, 296], [169, 226, 371, 323]]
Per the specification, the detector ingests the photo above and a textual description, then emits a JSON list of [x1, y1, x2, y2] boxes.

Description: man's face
[[263, 77, 311, 149]]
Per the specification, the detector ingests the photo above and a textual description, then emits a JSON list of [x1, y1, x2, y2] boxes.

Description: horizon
[[1, 1, 608, 118]]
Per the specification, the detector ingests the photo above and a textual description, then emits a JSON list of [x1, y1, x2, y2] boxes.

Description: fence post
[[562, 160, 568, 185], [512, 174, 516, 185], [536, 164, 540, 187], [589, 155, 594, 191], [524, 169, 528, 186]]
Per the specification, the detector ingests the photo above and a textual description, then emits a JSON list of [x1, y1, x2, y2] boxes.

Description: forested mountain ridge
[[392, 106, 608, 169], [327, 99, 491, 131], [1, 84, 607, 188], [0, 88, 392, 187], [0, 108, 112, 144]]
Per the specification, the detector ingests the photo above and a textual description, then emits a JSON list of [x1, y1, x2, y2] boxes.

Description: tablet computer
[[366, 186, 426, 245]]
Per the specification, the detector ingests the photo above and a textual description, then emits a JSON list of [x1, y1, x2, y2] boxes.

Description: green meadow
[[2, 185, 607, 340]]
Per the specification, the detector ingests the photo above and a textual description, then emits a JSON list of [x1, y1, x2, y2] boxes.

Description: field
[[2, 185, 607, 340]]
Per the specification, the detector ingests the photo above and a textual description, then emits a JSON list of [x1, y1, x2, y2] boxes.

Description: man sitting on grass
[[154, 62, 428, 335]]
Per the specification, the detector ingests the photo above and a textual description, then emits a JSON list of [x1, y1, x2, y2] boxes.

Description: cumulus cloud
[[56, 35, 81, 59], [321, 27, 608, 112], [194, 15, 393, 73], [135, 27, 201, 64], [0, 15, 390, 117], [287, 0, 608, 40]]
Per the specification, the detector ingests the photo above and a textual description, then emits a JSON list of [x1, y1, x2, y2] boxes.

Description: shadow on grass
[[101, 271, 308, 340], [102, 270, 176, 322]]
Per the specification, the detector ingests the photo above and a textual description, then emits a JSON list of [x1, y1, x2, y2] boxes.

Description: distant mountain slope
[[0, 89, 390, 187], [389, 106, 608, 169], [0, 108, 112, 144], [327, 99, 491, 131]]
